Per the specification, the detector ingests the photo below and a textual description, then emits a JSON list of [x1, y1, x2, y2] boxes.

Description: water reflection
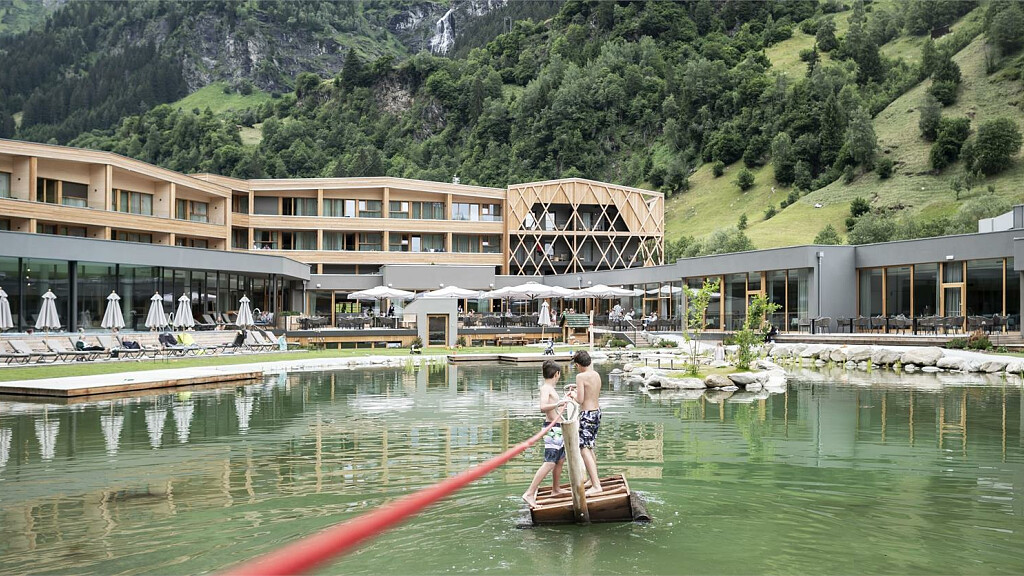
[[0, 365, 1021, 574]]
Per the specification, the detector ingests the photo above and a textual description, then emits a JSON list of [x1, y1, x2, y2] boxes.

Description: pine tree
[[819, 93, 846, 167], [845, 106, 878, 169]]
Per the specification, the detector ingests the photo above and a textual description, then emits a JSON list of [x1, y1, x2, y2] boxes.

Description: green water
[[1, 364, 1023, 575]]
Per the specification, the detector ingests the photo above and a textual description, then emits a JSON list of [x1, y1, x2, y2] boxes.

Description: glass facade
[[0, 256, 283, 332]]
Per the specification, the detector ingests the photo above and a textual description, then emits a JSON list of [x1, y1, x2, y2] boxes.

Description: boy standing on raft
[[522, 360, 569, 507], [570, 350, 603, 495]]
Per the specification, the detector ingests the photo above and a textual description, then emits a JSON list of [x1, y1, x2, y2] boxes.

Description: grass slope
[[666, 10, 1024, 249], [172, 82, 274, 115]]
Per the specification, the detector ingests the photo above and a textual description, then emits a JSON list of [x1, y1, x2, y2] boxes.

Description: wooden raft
[[529, 474, 637, 524]]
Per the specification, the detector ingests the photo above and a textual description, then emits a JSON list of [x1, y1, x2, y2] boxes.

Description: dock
[[530, 474, 647, 524], [0, 367, 262, 398], [447, 352, 574, 364]]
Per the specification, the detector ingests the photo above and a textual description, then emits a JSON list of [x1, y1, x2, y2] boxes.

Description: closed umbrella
[[236, 392, 255, 434], [101, 413, 124, 456], [145, 292, 168, 330], [35, 416, 59, 461], [35, 289, 60, 332], [172, 293, 195, 330], [101, 290, 126, 330], [0, 287, 13, 331], [236, 295, 255, 328], [145, 406, 167, 448], [0, 427, 11, 469], [173, 400, 195, 444], [538, 300, 553, 326]]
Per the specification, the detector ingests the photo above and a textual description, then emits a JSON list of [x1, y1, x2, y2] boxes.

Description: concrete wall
[[380, 264, 498, 291], [855, 230, 1018, 269], [403, 298, 458, 346]]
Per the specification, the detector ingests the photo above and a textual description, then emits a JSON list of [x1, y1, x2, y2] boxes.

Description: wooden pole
[[561, 406, 590, 524]]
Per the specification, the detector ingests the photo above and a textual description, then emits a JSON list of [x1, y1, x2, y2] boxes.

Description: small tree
[[971, 118, 1023, 175], [684, 278, 720, 376], [814, 224, 842, 245], [734, 293, 781, 370], [919, 94, 942, 140], [712, 160, 725, 177], [738, 213, 748, 230], [736, 168, 755, 190]]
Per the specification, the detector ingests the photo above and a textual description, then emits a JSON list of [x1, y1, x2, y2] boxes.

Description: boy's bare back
[[576, 369, 601, 411]]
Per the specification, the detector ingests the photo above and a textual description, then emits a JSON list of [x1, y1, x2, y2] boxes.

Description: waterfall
[[429, 8, 455, 55]]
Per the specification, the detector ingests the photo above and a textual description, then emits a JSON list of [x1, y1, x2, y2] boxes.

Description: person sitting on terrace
[[387, 304, 395, 317]]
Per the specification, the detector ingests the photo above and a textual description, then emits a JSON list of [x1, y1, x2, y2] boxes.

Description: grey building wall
[[0, 231, 310, 280], [403, 298, 458, 346], [380, 265, 498, 291], [854, 229, 1019, 269]]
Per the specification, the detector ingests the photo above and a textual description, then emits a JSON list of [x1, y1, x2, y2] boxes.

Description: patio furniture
[[9, 340, 58, 363]]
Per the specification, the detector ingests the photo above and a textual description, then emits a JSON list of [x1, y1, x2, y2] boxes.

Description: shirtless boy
[[522, 360, 568, 507], [570, 350, 603, 495]]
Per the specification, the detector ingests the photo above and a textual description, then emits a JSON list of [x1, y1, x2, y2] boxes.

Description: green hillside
[[666, 3, 1024, 250]]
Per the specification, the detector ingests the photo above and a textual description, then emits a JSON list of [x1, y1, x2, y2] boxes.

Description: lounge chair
[[195, 314, 218, 331], [45, 338, 98, 361], [97, 334, 144, 359], [10, 340, 58, 363], [245, 331, 275, 352], [0, 342, 31, 364]]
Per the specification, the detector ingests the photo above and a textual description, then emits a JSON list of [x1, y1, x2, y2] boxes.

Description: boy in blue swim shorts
[[522, 360, 568, 507]]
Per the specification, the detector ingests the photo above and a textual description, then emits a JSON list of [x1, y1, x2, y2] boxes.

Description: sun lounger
[[245, 331, 275, 352], [195, 314, 218, 331], [97, 334, 144, 359], [10, 340, 59, 363], [0, 342, 31, 364], [45, 338, 98, 361]]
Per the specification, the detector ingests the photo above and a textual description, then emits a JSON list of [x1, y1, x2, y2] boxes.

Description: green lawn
[[0, 346, 546, 382], [172, 82, 275, 115]]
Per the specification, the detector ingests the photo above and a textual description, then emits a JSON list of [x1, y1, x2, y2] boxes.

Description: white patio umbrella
[[145, 292, 168, 330], [35, 289, 60, 332], [100, 290, 126, 330], [236, 295, 255, 328], [101, 413, 124, 456], [34, 416, 59, 461], [417, 285, 483, 299], [576, 284, 634, 298], [172, 293, 195, 330], [145, 406, 167, 448], [0, 287, 13, 331], [173, 400, 195, 444], [544, 285, 579, 299], [646, 285, 684, 295], [538, 301, 553, 326], [348, 286, 415, 301], [0, 427, 11, 469], [235, 392, 255, 434]]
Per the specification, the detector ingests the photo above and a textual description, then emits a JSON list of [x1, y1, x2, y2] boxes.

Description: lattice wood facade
[[505, 179, 664, 276]]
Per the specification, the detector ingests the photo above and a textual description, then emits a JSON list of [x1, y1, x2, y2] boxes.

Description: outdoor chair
[[796, 317, 812, 333], [814, 317, 832, 333], [9, 340, 58, 363], [44, 338, 97, 362], [197, 314, 219, 330], [917, 316, 937, 334], [218, 313, 237, 329], [854, 316, 870, 333], [890, 316, 911, 334], [869, 316, 885, 333], [97, 334, 144, 359], [245, 331, 275, 352], [0, 342, 31, 364]]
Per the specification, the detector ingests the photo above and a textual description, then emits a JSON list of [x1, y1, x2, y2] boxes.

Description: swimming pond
[[1, 364, 1022, 574]]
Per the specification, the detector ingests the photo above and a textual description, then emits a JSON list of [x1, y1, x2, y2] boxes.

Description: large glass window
[[913, 263, 938, 316], [282, 197, 317, 216], [176, 199, 209, 222], [36, 178, 58, 204], [358, 233, 382, 251], [0, 171, 10, 198], [76, 263, 117, 330], [114, 189, 153, 215], [112, 230, 153, 244], [280, 231, 316, 250], [0, 257, 19, 328], [1007, 259, 1019, 324], [412, 201, 445, 219], [481, 203, 502, 222], [966, 259, 1003, 316], [358, 200, 381, 218], [253, 196, 278, 215], [885, 266, 911, 317], [323, 198, 357, 217], [60, 181, 88, 208], [787, 268, 809, 330], [859, 268, 883, 316], [232, 195, 249, 214], [389, 201, 410, 219], [724, 273, 746, 330], [766, 270, 786, 329], [452, 203, 480, 221], [23, 258, 69, 331], [323, 232, 356, 251], [0, 219, 9, 231], [232, 227, 248, 249], [37, 223, 86, 237]]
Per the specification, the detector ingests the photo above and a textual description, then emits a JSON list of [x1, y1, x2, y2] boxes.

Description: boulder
[[800, 344, 825, 358], [829, 348, 848, 363], [704, 374, 733, 388], [704, 389, 734, 403], [899, 347, 944, 367], [871, 348, 902, 366], [709, 360, 731, 368], [814, 359, 826, 366], [727, 371, 767, 386], [659, 376, 707, 390], [846, 346, 873, 362], [745, 381, 764, 392], [904, 364, 917, 372], [937, 356, 966, 371], [1004, 360, 1024, 374], [921, 366, 941, 373], [980, 359, 1008, 373], [857, 361, 869, 371], [844, 361, 857, 370]]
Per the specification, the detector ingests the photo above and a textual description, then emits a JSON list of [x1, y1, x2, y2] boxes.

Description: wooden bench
[[496, 336, 527, 347]]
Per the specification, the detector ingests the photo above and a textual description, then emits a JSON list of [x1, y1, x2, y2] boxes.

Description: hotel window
[[0, 172, 11, 198], [37, 223, 86, 237], [253, 196, 278, 215], [391, 234, 444, 252], [175, 237, 209, 249], [176, 199, 209, 222], [256, 230, 278, 249], [232, 195, 249, 214], [280, 231, 317, 250], [453, 234, 478, 253], [0, 219, 9, 231], [358, 233, 382, 251], [452, 203, 479, 221], [113, 189, 153, 215], [323, 231, 356, 251], [61, 181, 88, 208], [390, 201, 410, 218], [358, 200, 381, 218], [36, 178, 58, 204], [231, 228, 248, 249], [282, 197, 317, 216], [481, 204, 502, 222], [966, 259, 1003, 316], [112, 230, 153, 244], [323, 198, 357, 217], [913, 264, 939, 316], [412, 201, 445, 219]]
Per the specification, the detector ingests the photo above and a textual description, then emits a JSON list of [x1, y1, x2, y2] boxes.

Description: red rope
[[223, 414, 563, 576]]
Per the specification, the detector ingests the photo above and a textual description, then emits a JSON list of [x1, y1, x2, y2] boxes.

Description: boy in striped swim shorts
[[522, 360, 568, 507]]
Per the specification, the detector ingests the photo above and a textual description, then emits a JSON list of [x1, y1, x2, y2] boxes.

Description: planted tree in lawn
[[734, 293, 781, 370], [684, 278, 720, 376]]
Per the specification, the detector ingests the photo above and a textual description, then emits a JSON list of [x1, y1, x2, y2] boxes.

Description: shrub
[[842, 164, 856, 183], [764, 206, 777, 220], [970, 118, 1023, 175], [657, 339, 676, 348], [410, 336, 423, 348], [966, 330, 992, 351], [850, 197, 870, 218], [813, 223, 842, 245], [945, 337, 967, 350], [607, 338, 628, 348], [456, 335, 467, 347], [712, 160, 725, 177], [736, 168, 755, 190], [738, 213, 748, 230], [876, 156, 894, 178], [928, 80, 959, 106]]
